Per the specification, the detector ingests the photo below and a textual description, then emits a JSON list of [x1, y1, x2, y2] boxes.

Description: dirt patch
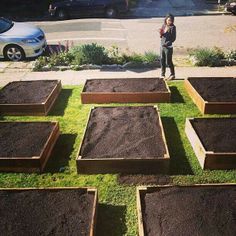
[[118, 174, 172, 185], [0, 189, 94, 236], [0, 122, 55, 157], [0, 80, 58, 104], [141, 186, 236, 236], [190, 118, 236, 152], [80, 106, 166, 159], [188, 77, 236, 102], [83, 78, 168, 92]]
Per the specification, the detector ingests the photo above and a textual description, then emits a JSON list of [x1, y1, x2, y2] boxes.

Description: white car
[[0, 17, 47, 61]]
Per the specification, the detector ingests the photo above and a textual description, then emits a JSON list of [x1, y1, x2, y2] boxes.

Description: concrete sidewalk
[[0, 66, 235, 87]]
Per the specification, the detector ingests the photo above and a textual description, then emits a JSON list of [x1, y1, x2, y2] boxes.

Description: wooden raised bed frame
[[76, 106, 170, 174], [0, 121, 60, 173], [185, 118, 236, 170], [81, 78, 171, 104], [137, 184, 236, 236], [0, 80, 62, 116], [185, 77, 236, 114], [0, 187, 98, 236]]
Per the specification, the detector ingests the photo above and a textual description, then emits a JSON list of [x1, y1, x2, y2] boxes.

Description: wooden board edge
[[88, 188, 98, 236], [76, 107, 94, 163], [155, 107, 170, 160], [137, 187, 147, 236], [40, 122, 60, 172], [185, 118, 207, 169], [184, 78, 206, 114], [44, 80, 62, 115]]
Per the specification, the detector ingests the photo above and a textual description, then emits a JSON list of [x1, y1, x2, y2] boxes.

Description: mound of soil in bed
[[0, 189, 94, 236], [0, 80, 58, 104], [0, 122, 55, 157], [80, 106, 166, 159], [188, 77, 236, 102], [190, 118, 236, 152], [142, 186, 236, 236], [83, 78, 168, 92]]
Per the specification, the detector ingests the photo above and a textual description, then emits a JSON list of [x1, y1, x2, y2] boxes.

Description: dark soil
[[188, 77, 236, 102], [0, 122, 55, 157], [190, 118, 236, 152], [83, 78, 168, 92], [80, 106, 166, 159], [0, 189, 95, 236], [0, 80, 58, 104], [142, 186, 236, 236], [118, 174, 172, 185]]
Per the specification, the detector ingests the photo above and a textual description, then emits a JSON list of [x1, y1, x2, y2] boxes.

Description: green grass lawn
[[0, 82, 235, 236]]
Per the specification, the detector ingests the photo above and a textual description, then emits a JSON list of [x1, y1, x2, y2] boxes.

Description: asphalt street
[[33, 15, 236, 55]]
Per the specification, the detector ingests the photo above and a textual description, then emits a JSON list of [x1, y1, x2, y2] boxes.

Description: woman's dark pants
[[160, 46, 175, 76]]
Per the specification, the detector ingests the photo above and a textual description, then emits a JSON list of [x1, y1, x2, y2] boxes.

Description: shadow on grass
[[96, 204, 127, 236], [48, 89, 73, 116], [162, 117, 193, 175], [44, 134, 77, 173], [169, 86, 185, 103]]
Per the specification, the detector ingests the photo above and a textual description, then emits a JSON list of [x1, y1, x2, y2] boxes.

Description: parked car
[[0, 17, 47, 61], [49, 0, 129, 20], [225, 1, 236, 15]]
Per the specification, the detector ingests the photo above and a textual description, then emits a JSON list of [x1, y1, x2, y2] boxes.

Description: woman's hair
[[164, 14, 175, 24]]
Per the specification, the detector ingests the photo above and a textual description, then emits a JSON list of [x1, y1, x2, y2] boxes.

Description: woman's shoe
[[166, 75, 175, 81], [160, 75, 165, 79]]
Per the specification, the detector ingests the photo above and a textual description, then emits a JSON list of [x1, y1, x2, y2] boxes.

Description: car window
[[0, 18, 13, 34]]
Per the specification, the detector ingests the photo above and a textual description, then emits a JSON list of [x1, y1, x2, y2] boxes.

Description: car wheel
[[57, 9, 68, 20], [3, 45, 25, 61], [105, 7, 117, 18]]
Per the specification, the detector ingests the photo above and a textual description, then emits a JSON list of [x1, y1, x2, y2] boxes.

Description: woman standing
[[159, 14, 176, 80]]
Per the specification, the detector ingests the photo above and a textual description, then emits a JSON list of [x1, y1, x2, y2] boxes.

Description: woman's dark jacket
[[161, 24, 176, 48]]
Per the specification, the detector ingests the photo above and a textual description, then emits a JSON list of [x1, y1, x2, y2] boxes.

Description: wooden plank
[[39, 121, 60, 172], [205, 102, 236, 114], [88, 188, 98, 236], [155, 106, 170, 160], [137, 187, 147, 236], [44, 80, 62, 115], [205, 152, 236, 170], [81, 92, 171, 104], [185, 118, 207, 169], [184, 78, 206, 114]]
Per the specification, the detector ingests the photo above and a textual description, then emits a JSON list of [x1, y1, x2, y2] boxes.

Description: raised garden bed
[[77, 106, 170, 174], [137, 184, 236, 236], [0, 80, 62, 116], [0, 121, 60, 172], [0, 187, 97, 236], [185, 118, 236, 170], [185, 77, 236, 114], [81, 78, 171, 104]]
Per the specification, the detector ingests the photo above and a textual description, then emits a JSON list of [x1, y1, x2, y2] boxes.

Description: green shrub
[[33, 56, 48, 71], [70, 43, 110, 65], [107, 45, 127, 64], [189, 47, 225, 67], [127, 53, 144, 63], [225, 50, 236, 61], [144, 51, 159, 63]]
